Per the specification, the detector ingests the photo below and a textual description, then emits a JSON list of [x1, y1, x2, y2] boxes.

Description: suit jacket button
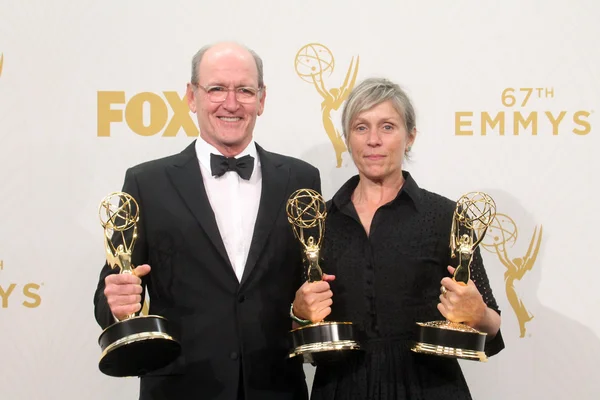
[[238, 295, 246, 303], [230, 352, 239, 360]]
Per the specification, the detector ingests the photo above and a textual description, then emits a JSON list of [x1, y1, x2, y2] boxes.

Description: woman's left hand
[[438, 266, 487, 328]]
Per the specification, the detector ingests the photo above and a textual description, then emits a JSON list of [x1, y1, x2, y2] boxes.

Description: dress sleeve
[[470, 246, 505, 357]]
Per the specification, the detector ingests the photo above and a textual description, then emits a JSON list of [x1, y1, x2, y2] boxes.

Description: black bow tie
[[210, 153, 255, 180]]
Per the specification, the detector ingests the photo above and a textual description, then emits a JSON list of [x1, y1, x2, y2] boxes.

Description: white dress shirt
[[195, 138, 262, 282]]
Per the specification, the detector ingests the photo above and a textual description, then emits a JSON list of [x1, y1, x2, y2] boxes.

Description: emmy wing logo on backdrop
[[0, 53, 4, 77], [294, 43, 359, 167], [478, 214, 543, 337]]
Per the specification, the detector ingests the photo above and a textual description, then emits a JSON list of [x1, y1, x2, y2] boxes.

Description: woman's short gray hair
[[341, 77, 416, 145]]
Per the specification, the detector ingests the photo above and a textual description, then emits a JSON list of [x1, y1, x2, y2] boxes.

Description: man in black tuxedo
[[93, 41, 320, 400]]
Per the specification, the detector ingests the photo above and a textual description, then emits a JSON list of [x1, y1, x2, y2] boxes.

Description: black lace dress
[[311, 172, 504, 400]]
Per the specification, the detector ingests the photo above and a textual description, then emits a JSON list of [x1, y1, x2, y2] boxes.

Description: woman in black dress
[[291, 77, 504, 399]]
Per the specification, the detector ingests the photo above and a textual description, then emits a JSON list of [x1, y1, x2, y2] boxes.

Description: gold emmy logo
[[479, 214, 542, 337], [0, 259, 43, 308], [294, 43, 359, 167], [0, 53, 4, 77]]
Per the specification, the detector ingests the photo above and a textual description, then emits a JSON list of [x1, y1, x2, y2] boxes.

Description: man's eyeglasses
[[193, 84, 262, 103]]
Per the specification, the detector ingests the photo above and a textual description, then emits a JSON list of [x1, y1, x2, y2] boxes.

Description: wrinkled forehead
[[198, 50, 258, 87], [353, 100, 404, 123]]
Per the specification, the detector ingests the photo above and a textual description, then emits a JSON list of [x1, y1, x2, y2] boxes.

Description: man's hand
[[292, 274, 336, 323], [104, 264, 151, 321]]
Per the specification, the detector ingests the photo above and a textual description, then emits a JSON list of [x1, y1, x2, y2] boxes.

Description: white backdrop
[[1, 1, 599, 399]]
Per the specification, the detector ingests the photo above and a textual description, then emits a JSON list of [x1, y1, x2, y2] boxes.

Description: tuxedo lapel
[[166, 142, 237, 283], [241, 144, 290, 286]]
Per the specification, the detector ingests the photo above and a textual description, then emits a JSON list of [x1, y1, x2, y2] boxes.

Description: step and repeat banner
[[1, 1, 599, 399]]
